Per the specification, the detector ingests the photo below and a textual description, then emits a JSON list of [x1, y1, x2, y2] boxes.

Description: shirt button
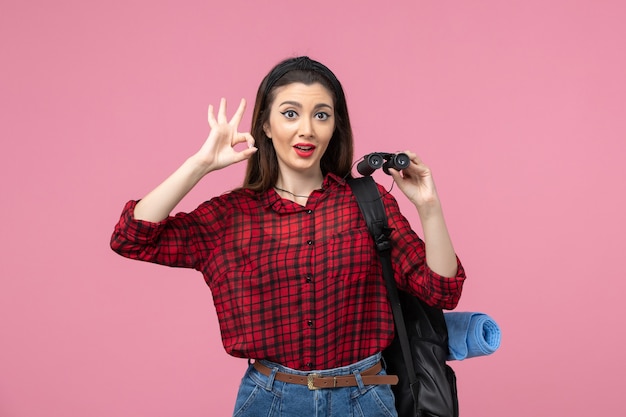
[[307, 240, 313, 245], [307, 320, 313, 327], [306, 362, 314, 368], [306, 209, 313, 214], [305, 274, 312, 283]]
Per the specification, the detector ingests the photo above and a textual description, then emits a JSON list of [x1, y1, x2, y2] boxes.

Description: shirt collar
[[258, 172, 348, 212]]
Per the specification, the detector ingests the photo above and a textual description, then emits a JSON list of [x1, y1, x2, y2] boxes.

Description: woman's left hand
[[387, 151, 440, 209]]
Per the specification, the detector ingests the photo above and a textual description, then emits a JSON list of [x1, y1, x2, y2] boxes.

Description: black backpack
[[348, 176, 459, 417]]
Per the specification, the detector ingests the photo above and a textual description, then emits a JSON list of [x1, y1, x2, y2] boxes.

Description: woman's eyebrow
[[278, 101, 333, 110], [278, 100, 302, 108]]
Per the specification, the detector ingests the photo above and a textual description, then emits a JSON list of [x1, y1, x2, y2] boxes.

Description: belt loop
[[353, 369, 366, 393], [265, 364, 278, 391]]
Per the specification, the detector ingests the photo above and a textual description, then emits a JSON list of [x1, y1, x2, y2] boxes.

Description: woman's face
[[263, 82, 335, 178]]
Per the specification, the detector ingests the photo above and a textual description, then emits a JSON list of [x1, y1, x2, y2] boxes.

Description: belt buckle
[[307, 373, 339, 390], [307, 373, 321, 390]]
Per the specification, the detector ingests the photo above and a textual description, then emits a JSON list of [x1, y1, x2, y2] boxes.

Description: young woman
[[111, 56, 466, 416]]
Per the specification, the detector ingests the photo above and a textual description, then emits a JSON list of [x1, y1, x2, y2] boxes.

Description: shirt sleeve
[[110, 199, 223, 270], [381, 188, 466, 310]]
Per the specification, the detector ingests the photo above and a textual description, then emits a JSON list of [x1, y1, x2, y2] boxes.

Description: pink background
[[2, 1, 625, 416]]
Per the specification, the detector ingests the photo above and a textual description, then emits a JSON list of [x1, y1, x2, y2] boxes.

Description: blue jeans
[[232, 353, 398, 417]]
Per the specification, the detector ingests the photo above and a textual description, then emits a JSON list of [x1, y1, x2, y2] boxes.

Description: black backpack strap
[[347, 177, 418, 388]]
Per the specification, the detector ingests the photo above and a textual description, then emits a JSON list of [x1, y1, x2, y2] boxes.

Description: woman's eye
[[315, 112, 330, 121], [282, 110, 297, 119]]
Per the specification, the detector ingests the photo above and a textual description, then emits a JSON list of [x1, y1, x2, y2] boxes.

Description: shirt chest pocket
[[323, 228, 376, 280]]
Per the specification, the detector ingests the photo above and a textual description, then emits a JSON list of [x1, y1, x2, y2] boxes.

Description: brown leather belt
[[253, 360, 398, 390]]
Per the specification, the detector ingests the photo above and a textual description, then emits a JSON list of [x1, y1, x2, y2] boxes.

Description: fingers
[[207, 98, 230, 125], [230, 134, 258, 164], [242, 132, 256, 149], [208, 104, 216, 127], [229, 98, 246, 127], [232, 145, 258, 163], [388, 167, 403, 182], [217, 97, 228, 124], [232, 132, 256, 149], [208, 98, 246, 127], [398, 150, 430, 173], [400, 150, 422, 165], [386, 151, 432, 185]]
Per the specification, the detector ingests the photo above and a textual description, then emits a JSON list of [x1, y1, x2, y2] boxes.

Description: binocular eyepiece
[[356, 152, 411, 176]]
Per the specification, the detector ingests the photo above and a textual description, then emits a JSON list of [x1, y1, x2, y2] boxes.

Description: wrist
[[185, 153, 215, 179], [415, 198, 444, 221]]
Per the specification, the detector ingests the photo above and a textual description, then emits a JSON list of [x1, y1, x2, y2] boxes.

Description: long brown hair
[[242, 57, 354, 192]]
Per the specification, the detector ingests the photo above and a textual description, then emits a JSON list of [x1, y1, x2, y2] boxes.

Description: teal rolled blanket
[[444, 312, 501, 361]]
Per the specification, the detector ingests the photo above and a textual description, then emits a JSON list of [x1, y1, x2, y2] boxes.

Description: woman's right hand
[[132, 98, 256, 222], [193, 98, 257, 174]]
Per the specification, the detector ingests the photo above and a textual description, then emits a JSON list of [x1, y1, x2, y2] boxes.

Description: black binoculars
[[356, 152, 411, 176]]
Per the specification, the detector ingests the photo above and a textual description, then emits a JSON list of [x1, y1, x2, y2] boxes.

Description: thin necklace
[[273, 186, 310, 199]]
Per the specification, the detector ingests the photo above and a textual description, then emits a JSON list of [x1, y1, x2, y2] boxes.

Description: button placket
[[301, 205, 317, 370]]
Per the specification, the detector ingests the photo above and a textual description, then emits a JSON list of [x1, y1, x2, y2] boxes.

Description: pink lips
[[293, 143, 316, 158]]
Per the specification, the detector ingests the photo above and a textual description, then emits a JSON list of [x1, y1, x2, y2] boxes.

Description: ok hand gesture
[[195, 98, 257, 173]]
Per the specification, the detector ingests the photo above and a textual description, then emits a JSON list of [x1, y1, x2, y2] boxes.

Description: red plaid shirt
[[111, 173, 465, 370]]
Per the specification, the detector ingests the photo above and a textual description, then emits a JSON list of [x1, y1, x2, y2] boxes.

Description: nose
[[298, 117, 313, 138]]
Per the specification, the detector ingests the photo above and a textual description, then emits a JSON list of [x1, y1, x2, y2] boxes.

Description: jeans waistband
[[256, 352, 382, 377]]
